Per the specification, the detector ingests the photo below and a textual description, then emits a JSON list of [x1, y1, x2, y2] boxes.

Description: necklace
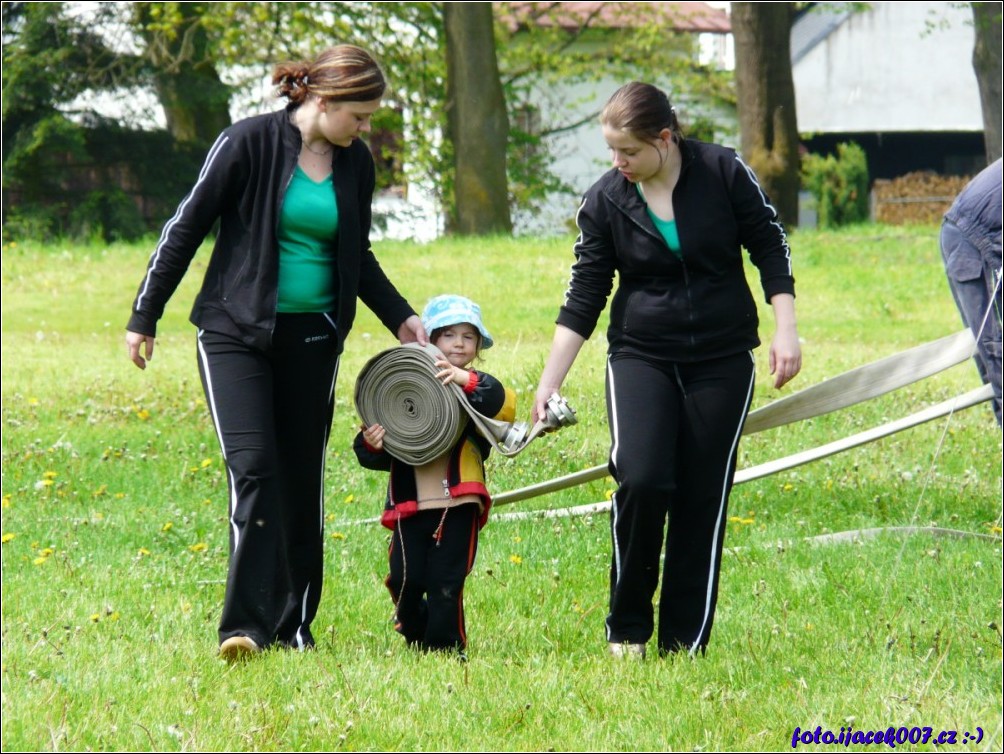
[[303, 140, 332, 157]]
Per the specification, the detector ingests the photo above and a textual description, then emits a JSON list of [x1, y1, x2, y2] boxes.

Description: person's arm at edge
[[768, 292, 801, 389]]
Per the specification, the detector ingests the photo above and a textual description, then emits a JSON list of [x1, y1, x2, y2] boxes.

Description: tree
[[443, 3, 512, 235], [1, 1, 160, 239], [730, 2, 800, 227], [133, 2, 232, 147], [971, 1, 1002, 163], [4, 1, 736, 239]]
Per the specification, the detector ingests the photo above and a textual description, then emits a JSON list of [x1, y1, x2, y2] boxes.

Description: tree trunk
[[135, 2, 231, 148], [971, 1, 1003, 163], [443, 2, 512, 235], [730, 2, 800, 227]]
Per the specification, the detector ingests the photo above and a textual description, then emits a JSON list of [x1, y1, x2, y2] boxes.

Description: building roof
[[498, 2, 731, 34], [790, 3, 851, 64]]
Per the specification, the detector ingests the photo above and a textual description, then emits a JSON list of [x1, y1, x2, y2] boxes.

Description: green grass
[[2, 225, 1001, 751]]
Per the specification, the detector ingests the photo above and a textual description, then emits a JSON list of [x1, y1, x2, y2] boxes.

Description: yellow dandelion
[[136, 409, 151, 420], [509, 554, 523, 565], [90, 613, 101, 622], [39, 548, 54, 557], [138, 547, 151, 556], [2, 494, 11, 508], [27, 397, 39, 406], [200, 458, 213, 468], [161, 522, 173, 532], [331, 532, 346, 540], [108, 611, 121, 621], [188, 542, 208, 552], [93, 484, 108, 497], [115, 492, 126, 499], [32, 556, 47, 565], [343, 494, 355, 504], [782, 483, 795, 492], [605, 488, 614, 500], [1, 533, 15, 543]]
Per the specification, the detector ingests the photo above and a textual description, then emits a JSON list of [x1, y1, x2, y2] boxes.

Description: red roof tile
[[498, 2, 731, 34]]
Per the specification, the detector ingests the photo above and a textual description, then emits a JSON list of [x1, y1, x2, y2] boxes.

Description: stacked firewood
[[871, 172, 972, 225]]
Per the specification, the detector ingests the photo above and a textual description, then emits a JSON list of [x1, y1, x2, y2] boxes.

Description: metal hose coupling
[[497, 393, 577, 453]]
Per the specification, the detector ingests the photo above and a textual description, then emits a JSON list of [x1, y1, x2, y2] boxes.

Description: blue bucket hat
[[421, 294, 494, 349]]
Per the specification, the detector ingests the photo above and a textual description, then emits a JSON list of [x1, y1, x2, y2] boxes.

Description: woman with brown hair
[[534, 81, 802, 658], [126, 45, 427, 661]]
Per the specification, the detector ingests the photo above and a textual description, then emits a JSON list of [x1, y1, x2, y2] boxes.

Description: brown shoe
[[219, 635, 261, 662]]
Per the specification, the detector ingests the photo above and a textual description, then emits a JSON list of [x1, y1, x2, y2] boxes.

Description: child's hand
[[435, 359, 470, 387], [361, 423, 385, 451]]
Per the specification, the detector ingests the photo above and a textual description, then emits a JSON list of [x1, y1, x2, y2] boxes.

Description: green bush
[[69, 187, 147, 243], [801, 141, 870, 227]]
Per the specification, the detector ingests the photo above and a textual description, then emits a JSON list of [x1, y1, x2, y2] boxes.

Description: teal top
[[276, 166, 339, 313], [637, 184, 681, 258]]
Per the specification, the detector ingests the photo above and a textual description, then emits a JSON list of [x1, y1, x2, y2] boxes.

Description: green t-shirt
[[637, 184, 681, 258], [276, 166, 339, 313]]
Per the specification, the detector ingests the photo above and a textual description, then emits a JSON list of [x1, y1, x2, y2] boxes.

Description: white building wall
[[794, 1, 982, 134]]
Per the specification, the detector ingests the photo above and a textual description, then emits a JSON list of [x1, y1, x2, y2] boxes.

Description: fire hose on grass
[[347, 330, 995, 541]]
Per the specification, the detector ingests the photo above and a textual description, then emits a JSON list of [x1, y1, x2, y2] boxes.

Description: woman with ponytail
[[534, 81, 802, 659], [125, 45, 427, 661]]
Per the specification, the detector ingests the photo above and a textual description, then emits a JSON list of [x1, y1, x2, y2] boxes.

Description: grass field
[[1, 225, 1001, 751]]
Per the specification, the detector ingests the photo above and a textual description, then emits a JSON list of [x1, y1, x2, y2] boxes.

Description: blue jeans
[[940, 219, 1002, 425]]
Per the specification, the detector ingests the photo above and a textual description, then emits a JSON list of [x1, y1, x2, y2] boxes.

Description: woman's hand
[[397, 315, 428, 346], [126, 330, 156, 370], [532, 325, 586, 423], [768, 293, 801, 389], [769, 327, 802, 389]]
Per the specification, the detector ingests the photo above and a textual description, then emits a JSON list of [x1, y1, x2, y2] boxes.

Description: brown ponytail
[[272, 45, 386, 105]]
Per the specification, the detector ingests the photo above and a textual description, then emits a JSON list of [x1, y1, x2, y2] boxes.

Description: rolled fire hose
[[354, 343, 577, 465]]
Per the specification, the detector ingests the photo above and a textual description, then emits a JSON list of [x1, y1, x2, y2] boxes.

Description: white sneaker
[[609, 641, 646, 659]]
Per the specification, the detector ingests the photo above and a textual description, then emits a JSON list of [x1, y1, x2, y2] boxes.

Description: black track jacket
[[557, 139, 796, 363], [127, 107, 415, 353]]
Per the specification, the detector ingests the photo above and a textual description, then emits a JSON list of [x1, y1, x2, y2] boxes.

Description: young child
[[354, 294, 516, 656]]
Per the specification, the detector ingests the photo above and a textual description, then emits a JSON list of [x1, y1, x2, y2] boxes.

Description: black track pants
[[604, 351, 755, 655], [196, 313, 340, 649], [385, 504, 480, 651]]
